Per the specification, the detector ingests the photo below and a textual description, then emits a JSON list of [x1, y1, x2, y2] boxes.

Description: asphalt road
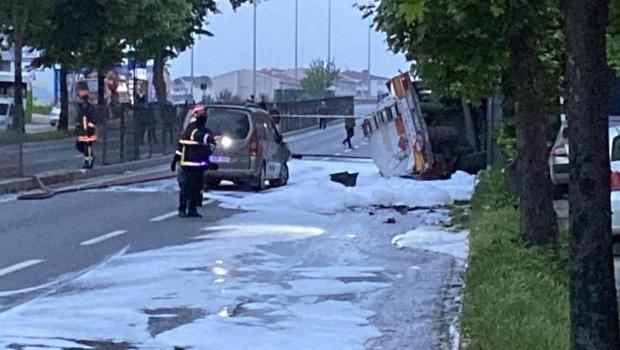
[[0, 123, 369, 301], [0, 123, 467, 349]]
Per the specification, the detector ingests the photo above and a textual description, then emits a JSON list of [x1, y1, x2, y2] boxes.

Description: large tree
[[0, 0, 52, 133], [29, 0, 135, 128], [566, 0, 620, 348], [128, 0, 251, 109], [300, 58, 340, 99], [367, 0, 561, 246]]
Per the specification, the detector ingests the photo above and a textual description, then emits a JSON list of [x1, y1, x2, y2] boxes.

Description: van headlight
[[221, 136, 233, 149]]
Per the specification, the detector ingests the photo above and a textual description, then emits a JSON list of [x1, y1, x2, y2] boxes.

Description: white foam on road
[[0, 159, 475, 349], [0, 260, 44, 278], [79, 230, 127, 246], [392, 227, 469, 260], [207, 159, 474, 213]]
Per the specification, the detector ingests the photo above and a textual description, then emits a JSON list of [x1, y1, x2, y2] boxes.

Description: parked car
[[0, 98, 14, 131], [609, 126, 620, 235], [551, 120, 620, 235], [49, 106, 61, 126], [549, 119, 569, 187], [183, 104, 291, 191]]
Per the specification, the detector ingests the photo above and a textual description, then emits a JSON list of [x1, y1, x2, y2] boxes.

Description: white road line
[[149, 199, 216, 222], [80, 230, 128, 246], [335, 153, 342, 156], [150, 211, 179, 222], [0, 259, 45, 278]]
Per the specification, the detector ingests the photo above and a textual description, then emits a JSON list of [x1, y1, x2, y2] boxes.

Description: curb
[[0, 156, 170, 195]]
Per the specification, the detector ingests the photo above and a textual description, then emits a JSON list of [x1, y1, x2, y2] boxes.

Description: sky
[[168, 0, 410, 79], [32, 0, 410, 103]]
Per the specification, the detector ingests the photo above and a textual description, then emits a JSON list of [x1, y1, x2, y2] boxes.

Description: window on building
[[0, 61, 10, 72]]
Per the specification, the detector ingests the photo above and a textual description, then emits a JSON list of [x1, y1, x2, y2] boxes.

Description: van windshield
[[206, 109, 250, 139], [0, 104, 8, 116]]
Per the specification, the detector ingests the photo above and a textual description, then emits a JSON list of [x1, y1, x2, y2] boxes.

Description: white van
[[0, 98, 15, 131]]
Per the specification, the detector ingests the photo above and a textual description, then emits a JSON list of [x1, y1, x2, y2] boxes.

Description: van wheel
[[269, 163, 289, 187], [252, 164, 267, 192]]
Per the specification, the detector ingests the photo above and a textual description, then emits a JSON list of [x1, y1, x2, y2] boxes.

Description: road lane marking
[[0, 260, 45, 278], [149, 199, 215, 222], [80, 230, 128, 246], [150, 211, 178, 222]]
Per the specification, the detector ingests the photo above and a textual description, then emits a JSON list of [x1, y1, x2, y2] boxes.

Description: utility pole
[[327, 0, 332, 64], [295, 0, 299, 80], [190, 46, 195, 102], [367, 15, 372, 98], [253, 1, 257, 98]]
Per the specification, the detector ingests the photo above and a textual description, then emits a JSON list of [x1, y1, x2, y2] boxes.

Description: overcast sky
[[168, 0, 410, 79]]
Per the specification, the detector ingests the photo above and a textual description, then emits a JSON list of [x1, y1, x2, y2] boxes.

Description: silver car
[[549, 120, 569, 187], [184, 104, 291, 191], [49, 106, 61, 126]]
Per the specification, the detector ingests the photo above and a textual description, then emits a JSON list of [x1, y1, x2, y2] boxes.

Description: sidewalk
[[0, 156, 170, 195]]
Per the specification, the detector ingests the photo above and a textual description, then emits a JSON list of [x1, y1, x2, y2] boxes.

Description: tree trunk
[[509, 27, 559, 246], [153, 51, 167, 107], [97, 72, 105, 106], [58, 64, 69, 130], [12, 13, 24, 134], [462, 100, 478, 150], [565, 0, 620, 348]]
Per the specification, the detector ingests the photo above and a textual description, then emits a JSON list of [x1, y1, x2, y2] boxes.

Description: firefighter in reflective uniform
[[170, 105, 216, 218], [75, 88, 97, 169]]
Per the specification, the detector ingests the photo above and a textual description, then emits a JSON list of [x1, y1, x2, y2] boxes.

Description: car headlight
[[221, 136, 233, 149]]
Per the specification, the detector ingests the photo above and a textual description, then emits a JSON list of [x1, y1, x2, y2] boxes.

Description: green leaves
[[399, 0, 428, 24], [299, 58, 341, 98]]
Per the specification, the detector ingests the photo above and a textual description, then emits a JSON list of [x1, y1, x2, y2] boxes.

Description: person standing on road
[[75, 86, 97, 169], [269, 104, 281, 133], [145, 102, 158, 145], [342, 116, 355, 149], [318, 101, 329, 129], [170, 104, 217, 218]]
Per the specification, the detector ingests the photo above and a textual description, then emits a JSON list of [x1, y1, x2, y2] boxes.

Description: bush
[[461, 168, 569, 350], [32, 104, 53, 115]]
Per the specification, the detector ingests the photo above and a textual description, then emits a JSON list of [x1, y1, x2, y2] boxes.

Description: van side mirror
[[276, 134, 283, 143]]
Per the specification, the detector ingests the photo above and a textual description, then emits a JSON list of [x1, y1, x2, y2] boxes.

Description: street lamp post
[[367, 16, 372, 98], [253, 1, 257, 98], [190, 46, 195, 102], [327, 0, 332, 64], [295, 0, 298, 80]]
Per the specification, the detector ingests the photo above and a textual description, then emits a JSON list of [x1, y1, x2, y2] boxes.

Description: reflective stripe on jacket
[[176, 122, 215, 168]]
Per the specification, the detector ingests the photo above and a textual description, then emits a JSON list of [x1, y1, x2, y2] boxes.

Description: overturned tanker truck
[[362, 73, 484, 179]]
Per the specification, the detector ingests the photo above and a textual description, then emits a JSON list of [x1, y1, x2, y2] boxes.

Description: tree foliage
[[300, 58, 340, 98], [366, 0, 561, 246]]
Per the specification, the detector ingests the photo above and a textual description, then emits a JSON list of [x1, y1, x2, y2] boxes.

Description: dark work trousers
[[178, 168, 204, 214], [342, 127, 354, 149], [319, 118, 327, 129], [76, 141, 94, 168]]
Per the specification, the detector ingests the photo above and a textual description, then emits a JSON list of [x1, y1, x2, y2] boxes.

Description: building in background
[[340, 70, 390, 100], [211, 69, 301, 101], [0, 48, 36, 96], [180, 68, 392, 103], [169, 75, 213, 104]]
